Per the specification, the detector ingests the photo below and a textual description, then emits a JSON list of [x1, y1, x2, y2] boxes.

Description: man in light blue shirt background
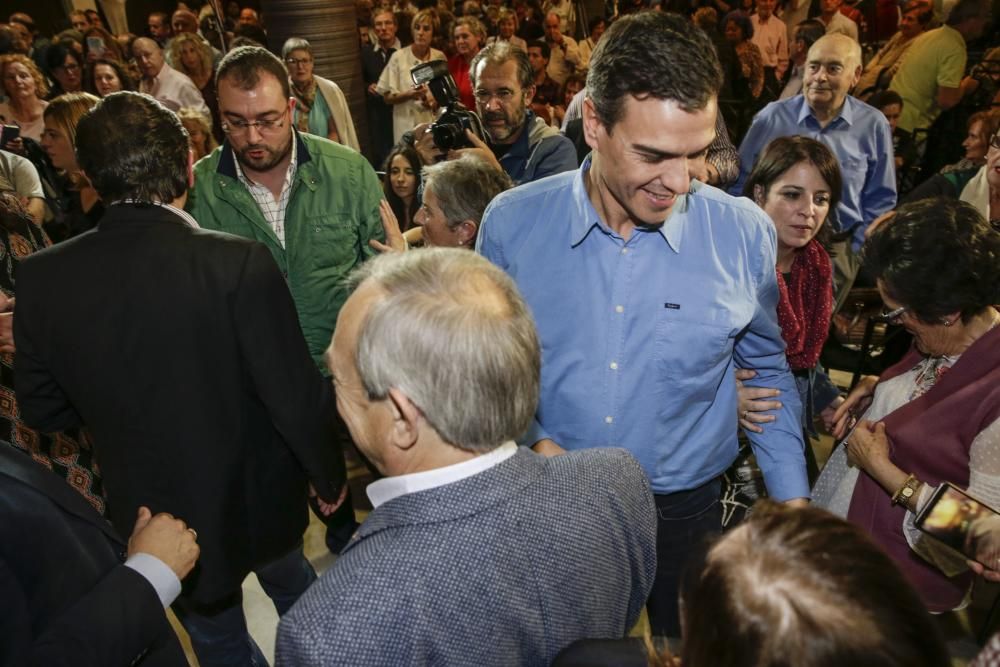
[[732, 33, 896, 309], [478, 12, 808, 638]]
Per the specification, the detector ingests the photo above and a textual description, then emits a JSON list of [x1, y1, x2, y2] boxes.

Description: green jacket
[[187, 132, 383, 374]]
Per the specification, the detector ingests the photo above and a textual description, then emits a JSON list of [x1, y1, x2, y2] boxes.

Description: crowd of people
[[1, 1, 1000, 666]]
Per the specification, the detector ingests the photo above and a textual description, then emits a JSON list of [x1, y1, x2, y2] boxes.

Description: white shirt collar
[[109, 200, 200, 228], [366, 442, 518, 509]]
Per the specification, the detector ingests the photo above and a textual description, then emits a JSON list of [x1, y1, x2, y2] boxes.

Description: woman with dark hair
[[816, 198, 1000, 612], [680, 500, 949, 667], [738, 137, 842, 480], [44, 44, 85, 99], [0, 192, 106, 514], [383, 146, 421, 233], [723, 10, 764, 103], [84, 58, 135, 97]]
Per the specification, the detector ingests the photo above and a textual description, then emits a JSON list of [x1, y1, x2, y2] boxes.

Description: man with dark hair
[[527, 39, 561, 112], [780, 18, 826, 99], [13, 91, 347, 667], [478, 11, 809, 637], [275, 248, 657, 665], [147, 11, 172, 47], [188, 46, 384, 558], [418, 41, 575, 184]]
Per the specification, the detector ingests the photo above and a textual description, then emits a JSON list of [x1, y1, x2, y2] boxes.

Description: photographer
[[412, 42, 576, 185]]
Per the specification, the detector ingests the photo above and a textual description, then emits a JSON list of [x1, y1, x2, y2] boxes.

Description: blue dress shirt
[[731, 95, 897, 250], [478, 162, 809, 500]]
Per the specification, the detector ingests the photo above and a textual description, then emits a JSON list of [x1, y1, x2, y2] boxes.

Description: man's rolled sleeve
[[734, 243, 809, 501]]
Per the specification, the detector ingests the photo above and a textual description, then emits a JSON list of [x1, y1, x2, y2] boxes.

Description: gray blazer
[[276, 446, 657, 666]]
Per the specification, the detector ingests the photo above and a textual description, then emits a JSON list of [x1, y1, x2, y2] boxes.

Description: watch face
[[902, 486, 914, 498]]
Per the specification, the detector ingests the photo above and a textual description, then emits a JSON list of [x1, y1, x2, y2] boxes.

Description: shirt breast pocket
[[654, 309, 734, 404]]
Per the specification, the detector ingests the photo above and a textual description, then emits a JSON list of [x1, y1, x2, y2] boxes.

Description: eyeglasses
[[57, 63, 81, 73], [221, 108, 288, 136], [474, 89, 516, 104], [876, 304, 909, 323], [284, 57, 312, 67]]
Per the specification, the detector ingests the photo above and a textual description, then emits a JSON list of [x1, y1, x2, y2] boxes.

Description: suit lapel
[[0, 445, 124, 546]]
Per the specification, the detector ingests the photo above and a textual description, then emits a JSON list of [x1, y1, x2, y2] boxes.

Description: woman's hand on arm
[[735, 368, 782, 434]]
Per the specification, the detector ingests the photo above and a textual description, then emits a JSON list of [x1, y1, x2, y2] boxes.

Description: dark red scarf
[[776, 239, 832, 370]]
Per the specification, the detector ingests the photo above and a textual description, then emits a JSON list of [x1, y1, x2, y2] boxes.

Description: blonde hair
[[169, 32, 213, 78], [176, 106, 218, 158], [412, 8, 441, 35]]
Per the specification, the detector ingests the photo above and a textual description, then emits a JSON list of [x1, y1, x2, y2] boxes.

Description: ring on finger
[[188, 528, 198, 540], [741, 410, 749, 420]]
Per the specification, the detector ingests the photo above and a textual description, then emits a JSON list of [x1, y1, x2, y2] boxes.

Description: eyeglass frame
[[876, 304, 909, 324], [284, 56, 313, 67], [220, 107, 290, 136], [473, 88, 518, 105]]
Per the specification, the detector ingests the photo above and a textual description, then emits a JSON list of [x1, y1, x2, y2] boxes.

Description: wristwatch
[[892, 474, 921, 508]]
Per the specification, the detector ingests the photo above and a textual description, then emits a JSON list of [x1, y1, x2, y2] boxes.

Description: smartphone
[[0, 124, 20, 150], [915, 483, 1000, 568], [86, 36, 106, 58]]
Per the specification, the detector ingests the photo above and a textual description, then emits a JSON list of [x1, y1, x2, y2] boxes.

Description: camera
[[410, 60, 488, 152]]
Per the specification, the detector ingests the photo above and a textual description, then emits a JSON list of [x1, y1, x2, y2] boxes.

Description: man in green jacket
[[188, 46, 383, 373], [187, 46, 382, 573]]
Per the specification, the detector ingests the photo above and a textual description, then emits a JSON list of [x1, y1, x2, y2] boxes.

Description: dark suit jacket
[[13, 203, 345, 604], [276, 447, 657, 666], [0, 445, 186, 666], [360, 43, 396, 166]]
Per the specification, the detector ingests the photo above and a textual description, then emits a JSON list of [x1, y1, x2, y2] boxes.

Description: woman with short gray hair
[[370, 153, 512, 253]]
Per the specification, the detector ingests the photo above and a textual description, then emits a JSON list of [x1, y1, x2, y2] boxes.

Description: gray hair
[[470, 40, 533, 90], [282, 37, 313, 59], [423, 153, 512, 229], [349, 249, 540, 452], [454, 16, 487, 43]]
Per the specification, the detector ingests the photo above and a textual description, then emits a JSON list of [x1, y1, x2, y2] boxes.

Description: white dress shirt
[[140, 62, 209, 115]]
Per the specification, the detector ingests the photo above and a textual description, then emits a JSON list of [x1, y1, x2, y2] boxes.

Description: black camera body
[[410, 60, 488, 152]]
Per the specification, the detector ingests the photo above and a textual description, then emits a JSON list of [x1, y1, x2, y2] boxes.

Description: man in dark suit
[[276, 249, 657, 666], [361, 7, 400, 168], [0, 444, 198, 667], [13, 92, 346, 667]]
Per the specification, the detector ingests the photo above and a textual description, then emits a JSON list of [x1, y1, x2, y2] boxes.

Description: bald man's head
[[133, 37, 165, 79], [803, 33, 861, 114]]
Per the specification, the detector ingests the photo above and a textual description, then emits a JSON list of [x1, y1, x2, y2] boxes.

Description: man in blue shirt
[[732, 33, 896, 307], [478, 12, 808, 637]]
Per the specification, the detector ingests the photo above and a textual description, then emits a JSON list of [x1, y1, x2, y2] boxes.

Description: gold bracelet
[[892, 473, 921, 508]]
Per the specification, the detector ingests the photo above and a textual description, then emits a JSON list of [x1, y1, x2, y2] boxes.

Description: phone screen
[[0, 124, 20, 148], [87, 36, 106, 57], [916, 483, 1000, 568]]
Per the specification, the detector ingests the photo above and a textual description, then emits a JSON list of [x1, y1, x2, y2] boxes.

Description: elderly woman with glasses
[[281, 37, 360, 151], [812, 197, 1000, 613]]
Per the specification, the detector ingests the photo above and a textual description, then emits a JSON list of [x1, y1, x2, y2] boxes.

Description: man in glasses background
[[187, 45, 383, 567]]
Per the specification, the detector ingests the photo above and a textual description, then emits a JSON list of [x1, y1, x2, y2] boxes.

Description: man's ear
[[581, 96, 603, 151], [386, 387, 421, 452]]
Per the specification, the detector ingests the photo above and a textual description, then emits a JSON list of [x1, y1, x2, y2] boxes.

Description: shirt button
[[621, 248, 629, 255], [609, 361, 618, 370], [615, 305, 624, 313], [605, 416, 613, 424]]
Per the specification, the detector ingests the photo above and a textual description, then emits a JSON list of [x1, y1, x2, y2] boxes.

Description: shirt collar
[[795, 93, 855, 127], [375, 38, 401, 54], [569, 155, 687, 252], [366, 442, 518, 508], [108, 200, 200, 228]]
